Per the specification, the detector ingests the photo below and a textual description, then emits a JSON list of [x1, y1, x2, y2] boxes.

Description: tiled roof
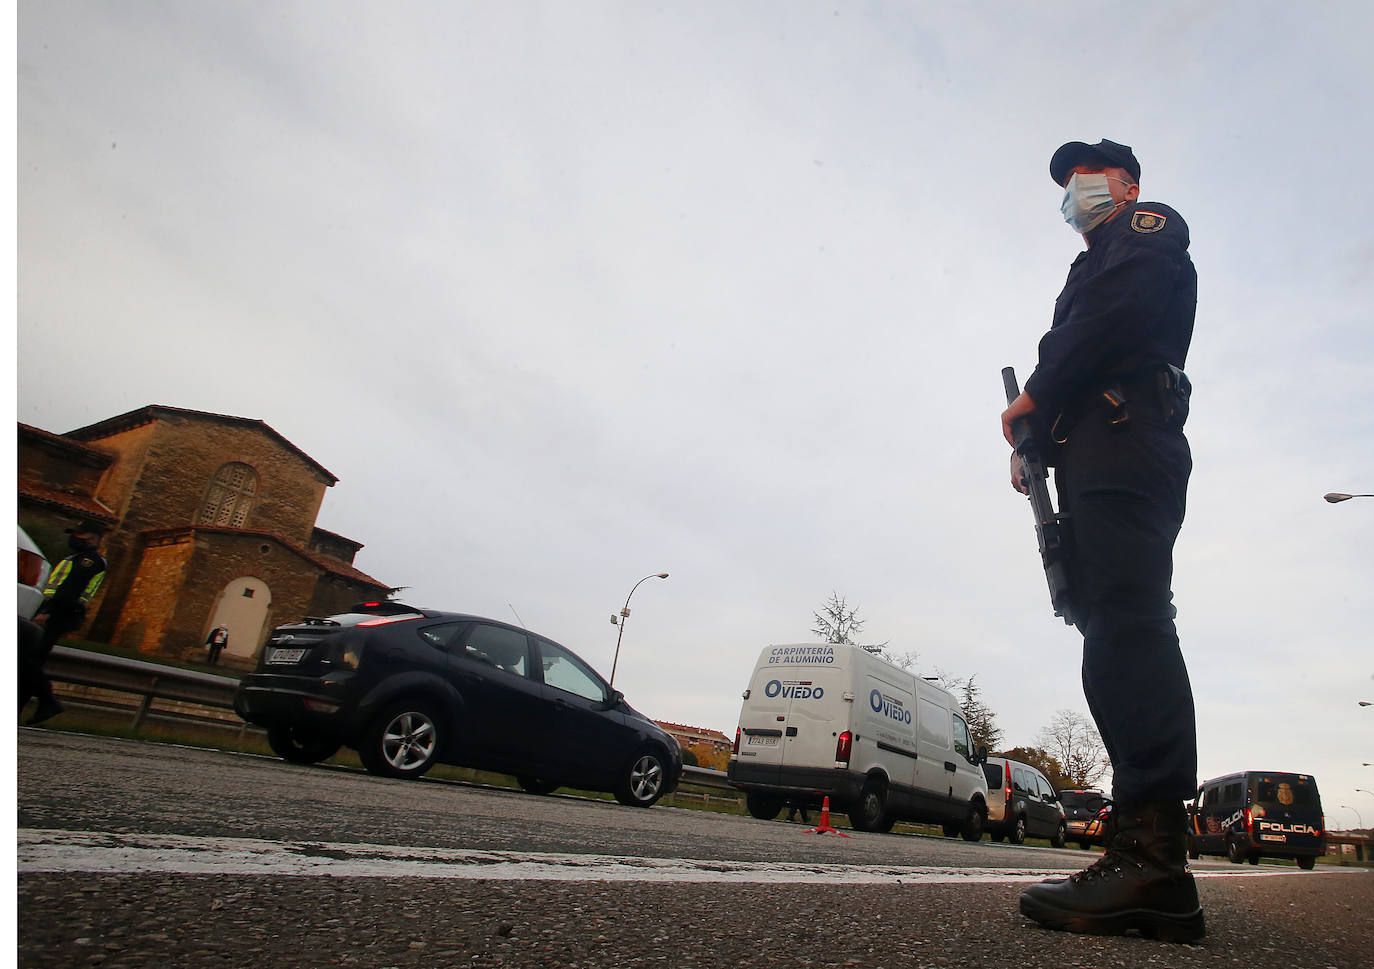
[[655, 721, 732, 744], [65, 406, 338, 484], [17, 482, 119, 525], [140, 525, 390, 590]]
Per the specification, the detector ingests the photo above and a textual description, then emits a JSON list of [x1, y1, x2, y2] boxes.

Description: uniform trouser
[[1055, 407, 1197, 806], [19, 610, 82, 709]]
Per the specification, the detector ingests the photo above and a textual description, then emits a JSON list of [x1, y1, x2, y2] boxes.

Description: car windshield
[[1057, 791, 1106, 812]]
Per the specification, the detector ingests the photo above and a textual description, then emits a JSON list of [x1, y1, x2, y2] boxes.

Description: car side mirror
[[602, 689, 625, 710], [976, 746, 989, 765]]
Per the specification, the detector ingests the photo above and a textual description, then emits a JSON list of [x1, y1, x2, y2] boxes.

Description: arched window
[[199, 462, 258, 527]]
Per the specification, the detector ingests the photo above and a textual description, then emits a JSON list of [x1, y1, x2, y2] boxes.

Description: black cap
[[1050, 139, 1141, 185], [65, 520, 107, 535]]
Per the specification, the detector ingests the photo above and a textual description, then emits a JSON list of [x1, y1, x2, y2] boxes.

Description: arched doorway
[[206, 576, 272, 661]]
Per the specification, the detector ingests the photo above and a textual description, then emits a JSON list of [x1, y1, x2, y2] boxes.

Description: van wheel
[[358, 701, 441, 779], [960, 802, 986, 842], [1187, 838, 1200, 860], [1009, 815, 1027, 845], [1247, 853, 1260, 865], [1050, 821, 1067, 849], [745, 794, 784, 820], [266, 724, 340, 764], [848, 778, 891, 832], [1226, 838, 1246, 864], [1080, 840, 1094, 851], [991, 833, 1006, 844], [615, 748, 668, 807], [1298, 855, 1316, 870]]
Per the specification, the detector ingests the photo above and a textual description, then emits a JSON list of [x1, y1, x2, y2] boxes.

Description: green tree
[[996, 745, 1073, 791], [934, 669, 1003, 754]]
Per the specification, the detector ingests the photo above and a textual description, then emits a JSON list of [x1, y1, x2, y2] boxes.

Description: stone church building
[[17, 406, 392, 667]]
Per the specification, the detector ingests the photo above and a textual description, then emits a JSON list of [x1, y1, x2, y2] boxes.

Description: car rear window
[[1254, 777, 1319, 809]]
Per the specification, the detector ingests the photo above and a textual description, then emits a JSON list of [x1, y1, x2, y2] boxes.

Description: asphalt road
[[17, 729, 1374, 968]]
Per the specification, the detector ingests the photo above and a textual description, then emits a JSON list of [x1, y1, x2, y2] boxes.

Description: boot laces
[[1071, 836, 1147, 882]]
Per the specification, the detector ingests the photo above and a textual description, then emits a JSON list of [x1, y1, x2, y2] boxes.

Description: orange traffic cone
[[805, 796, 851, 837]]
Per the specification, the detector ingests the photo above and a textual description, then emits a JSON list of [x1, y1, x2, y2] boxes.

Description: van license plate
[[1261, 834, 1286, 843], [267, 648, 306, 664], [747, 736, 778, 746]]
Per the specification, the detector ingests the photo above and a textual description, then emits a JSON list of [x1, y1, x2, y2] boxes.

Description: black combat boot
[[1019, 801, 1205, 942]]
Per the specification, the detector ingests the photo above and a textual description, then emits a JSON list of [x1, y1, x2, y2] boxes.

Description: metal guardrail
[[45, 645, 245, 730], [42, 646, 738, 792]]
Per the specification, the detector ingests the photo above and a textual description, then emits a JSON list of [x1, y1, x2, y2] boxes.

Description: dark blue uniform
[[1023, 200, 1198, 807]]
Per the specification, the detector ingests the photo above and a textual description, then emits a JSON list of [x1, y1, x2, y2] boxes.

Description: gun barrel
[[1001, 366, 1021, 405], [1002, 364, 1074, 625]]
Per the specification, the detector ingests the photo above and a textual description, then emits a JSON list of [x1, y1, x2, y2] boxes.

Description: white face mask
[[1060, 172, 1128, 233]]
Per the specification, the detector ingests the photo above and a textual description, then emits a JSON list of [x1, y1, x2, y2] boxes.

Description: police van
[[1188, 770, 1326, 869], [727, 643, 989, 837]]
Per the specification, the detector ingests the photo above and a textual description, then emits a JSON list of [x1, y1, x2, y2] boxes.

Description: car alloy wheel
[[359, 701, 441, 779], [266, 724, 340, 765], [615, 749, 667, 807]]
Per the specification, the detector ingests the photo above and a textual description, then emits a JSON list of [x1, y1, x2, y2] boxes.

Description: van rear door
[[1250, 773, 1324, 854], [737, 645, 848, 781]]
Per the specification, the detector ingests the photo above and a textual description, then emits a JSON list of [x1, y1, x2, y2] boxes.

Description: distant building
[[18, 406, 392, 667], [655, 721, 732, 771]]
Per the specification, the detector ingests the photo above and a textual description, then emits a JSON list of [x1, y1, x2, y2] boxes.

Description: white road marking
[[17, 829, 1351, 885]]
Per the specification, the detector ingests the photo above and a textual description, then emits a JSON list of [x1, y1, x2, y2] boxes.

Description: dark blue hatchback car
[[233, 601, 682, 807]]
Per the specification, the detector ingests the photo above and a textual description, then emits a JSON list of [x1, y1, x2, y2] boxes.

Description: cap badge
[[1131, 211, 1166, 233]]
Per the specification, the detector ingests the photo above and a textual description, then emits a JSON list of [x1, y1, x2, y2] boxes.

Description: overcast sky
[[16, 1, 1374, 826]]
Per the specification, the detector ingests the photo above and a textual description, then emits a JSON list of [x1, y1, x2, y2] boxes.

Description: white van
[[727, 643, 990, 837]]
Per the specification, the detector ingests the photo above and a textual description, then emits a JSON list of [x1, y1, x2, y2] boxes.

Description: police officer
[[21, 521, 108, 725], [1001, 139, 1203, 942]]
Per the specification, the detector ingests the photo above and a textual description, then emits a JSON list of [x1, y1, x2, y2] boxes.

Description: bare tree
[[934, 668, 1004, 754], [1036, 709, 1110, 789], [811, 591, 889, 651], [879, 648, 919, 670]]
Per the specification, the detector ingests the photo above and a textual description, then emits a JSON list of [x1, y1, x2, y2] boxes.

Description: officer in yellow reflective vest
[[21, 521, 108, 724]]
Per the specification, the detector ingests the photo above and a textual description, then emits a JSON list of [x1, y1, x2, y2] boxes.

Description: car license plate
[[747, 735, 779, 746], [267, 648, 306, 664]]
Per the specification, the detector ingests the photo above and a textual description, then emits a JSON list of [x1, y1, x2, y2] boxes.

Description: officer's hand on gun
[[1000, 390, 1035, 446], [1002, 390, 1036, 495], [1009, 453, 1029, 496]]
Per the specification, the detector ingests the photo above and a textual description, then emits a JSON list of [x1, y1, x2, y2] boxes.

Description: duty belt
[[1050, 365, 1191, 444]]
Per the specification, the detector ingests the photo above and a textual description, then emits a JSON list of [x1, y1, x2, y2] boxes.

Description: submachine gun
[[1002, 366, 1074, 626]]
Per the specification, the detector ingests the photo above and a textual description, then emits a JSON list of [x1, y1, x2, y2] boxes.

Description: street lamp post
[[609, 572, 669, 688], [1323, 493, 1374, 503], [1342, 805, 1364, 829]]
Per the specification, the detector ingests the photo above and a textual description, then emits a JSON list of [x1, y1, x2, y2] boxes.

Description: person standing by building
[[205, 625, 229, 665], [21, 521, 107, 725], [1001, 139, 1203, 942]]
